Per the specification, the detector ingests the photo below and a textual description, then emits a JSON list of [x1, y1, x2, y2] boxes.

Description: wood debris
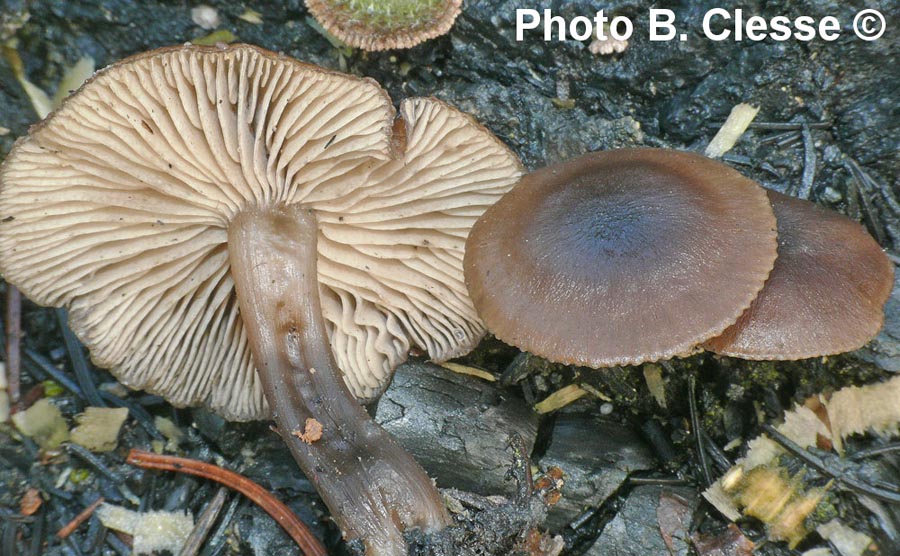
[[535, 384, 588, 414], [817, 519, 875, 556], [439, 361, 497, 382], [643, 364, 667, 408], [97, 503, 194, 555], [705, 375, 900, 547], [705, 103, 760, 158], [70, 406, 129, 452], [11, 398, 69, 449]]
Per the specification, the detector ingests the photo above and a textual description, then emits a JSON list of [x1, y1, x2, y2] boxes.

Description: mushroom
[[0, 44, 522, 554], [703, 189, 894, 359], [305, 0, 462, 51], [463, 148, 778, 367]]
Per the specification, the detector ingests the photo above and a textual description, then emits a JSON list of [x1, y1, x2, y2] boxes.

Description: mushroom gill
[[0, 43, 522, 555]]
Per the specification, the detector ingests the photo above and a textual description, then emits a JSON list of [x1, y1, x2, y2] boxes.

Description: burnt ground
[[0, 0, 898, 555]]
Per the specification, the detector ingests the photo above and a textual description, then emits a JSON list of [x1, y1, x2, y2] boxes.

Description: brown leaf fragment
[[691, 524, 755, 556], [657, 490, 693, 553], [20, 487, 42, 515], [292, 418, 323, 444], [804, 396, 832, 434], [816, 432, 834, 452]]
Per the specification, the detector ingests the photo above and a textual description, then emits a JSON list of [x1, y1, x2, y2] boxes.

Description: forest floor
[[0, 1, 898, 555]]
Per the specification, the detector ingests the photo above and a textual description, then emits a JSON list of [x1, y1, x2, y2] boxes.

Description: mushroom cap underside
[[0, 43, 522, 420]]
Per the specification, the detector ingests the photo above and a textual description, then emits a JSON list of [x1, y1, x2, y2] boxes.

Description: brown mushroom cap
[[305, 0, 462, 51], [703, 190, 895, 359], [464, 148, 779, 367], [0, 44, 521, 420]]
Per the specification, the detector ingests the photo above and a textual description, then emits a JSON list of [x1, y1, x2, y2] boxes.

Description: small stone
[[589, 35, 628, 55], [586, 486, 698, 556], [540, 411, 654, 530], [821, 186, 842, 203], [191, 5, 219, 30]]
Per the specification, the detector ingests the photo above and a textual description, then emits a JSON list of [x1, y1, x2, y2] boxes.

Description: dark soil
[[1, 1, 898, 555]]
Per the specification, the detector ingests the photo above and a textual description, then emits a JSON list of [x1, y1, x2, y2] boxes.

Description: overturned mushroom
[[703, 189, 894, 359], [463, 148, 778, 367], [0, 44, 522, 554]]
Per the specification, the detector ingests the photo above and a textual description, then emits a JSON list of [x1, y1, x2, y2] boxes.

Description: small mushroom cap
[[305, 0, 462, 51], [0, 44, 521, 420], [464, 148, 779, 368], [703, 190, 895, 359]]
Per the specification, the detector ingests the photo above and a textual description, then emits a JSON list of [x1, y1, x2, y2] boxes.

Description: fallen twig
[[56, 496, 104, 539], [758, 130, 801, 148], [689, 377, 713, 486], [850, 441, 900, 460], [5, 286, 22, 408], [762, 424, 900, 504], [845, 157, 894, 246], [57, 308, 105, 407], [66, 443, 123, 483], [710, 120, 832, 131], [798, 123, 816, 200], [23, 348, 83, 398], [699, 429, 733, 473], [178, 487, 228, 556], [627, 475, 690, 486], [126, 449, 326, 556], [506, 433, 537, 505]]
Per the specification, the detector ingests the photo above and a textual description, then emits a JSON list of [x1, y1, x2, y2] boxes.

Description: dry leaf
[[20, 487, 42, 516]]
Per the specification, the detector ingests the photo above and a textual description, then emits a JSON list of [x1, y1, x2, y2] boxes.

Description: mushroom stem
[[228, 205, 451, 555]]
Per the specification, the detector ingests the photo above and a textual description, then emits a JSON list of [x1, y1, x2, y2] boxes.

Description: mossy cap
[[464, 148, 779, 368], [305, 0, 462, 51], [0, 43, 522, 420], [704, 190, 894, 359]]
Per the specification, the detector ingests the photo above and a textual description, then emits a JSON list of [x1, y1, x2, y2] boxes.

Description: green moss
[[70, 468, 91, 484], [702, 397, 727, 431], [809, 494, 838, 524], [741, 360, 780, 386], [42, 379, 64, 397], [191, 29, 238, 46], [334, 0, 451, 29]]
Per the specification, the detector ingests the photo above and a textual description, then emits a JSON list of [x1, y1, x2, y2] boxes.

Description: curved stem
[[228, 206, 450, 555]]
